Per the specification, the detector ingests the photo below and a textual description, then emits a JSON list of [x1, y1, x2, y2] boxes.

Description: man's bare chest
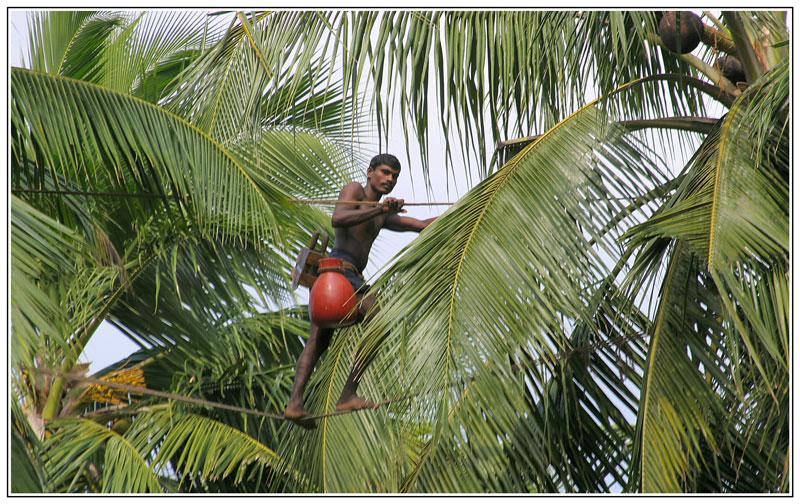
[[354, 207, 384, 239]]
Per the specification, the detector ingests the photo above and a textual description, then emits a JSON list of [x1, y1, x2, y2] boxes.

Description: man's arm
[[331, 182, 393, 228], [384, 214, 437, 233]]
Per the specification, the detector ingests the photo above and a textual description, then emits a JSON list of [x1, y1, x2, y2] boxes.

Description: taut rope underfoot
[[33, 368, 413, 422], [31, 329, 647, 424]]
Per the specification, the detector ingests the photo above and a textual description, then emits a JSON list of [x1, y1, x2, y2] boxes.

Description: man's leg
[[336, 294, 380, 412], [285, 323, 334, 420]]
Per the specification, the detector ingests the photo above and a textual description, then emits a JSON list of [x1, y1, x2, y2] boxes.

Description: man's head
[[367, 153, 401, 195]]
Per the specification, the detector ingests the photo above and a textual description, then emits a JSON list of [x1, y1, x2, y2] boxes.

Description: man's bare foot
[[335, 395, 378, 412], [284, 403, 311, 420], [284, 404, 317, 429]]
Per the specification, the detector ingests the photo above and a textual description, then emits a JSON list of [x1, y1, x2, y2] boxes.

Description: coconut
[[111, 418, 131, 434], [714, 55, 746, 84], [658, 11, 704, 54]]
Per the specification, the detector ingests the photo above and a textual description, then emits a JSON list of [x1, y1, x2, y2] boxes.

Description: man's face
[[368, 164, 400, 194]]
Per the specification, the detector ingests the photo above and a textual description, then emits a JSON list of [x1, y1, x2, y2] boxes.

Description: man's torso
[[333, 185, 385, 272]]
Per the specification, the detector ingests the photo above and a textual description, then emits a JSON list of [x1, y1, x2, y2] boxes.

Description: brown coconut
[[714, 55, 746, 84], [658, 11, 704, 54]]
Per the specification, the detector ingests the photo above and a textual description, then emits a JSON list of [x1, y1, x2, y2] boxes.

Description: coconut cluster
[[659, 11, 747, 85]]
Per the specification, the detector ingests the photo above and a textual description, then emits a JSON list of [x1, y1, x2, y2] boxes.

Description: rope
[[12, 190, 452, 207], [35, 368, 414, 422], [291, 199, 453, 207], [32, 328, 647, 423], [12, 188, 162, 198]]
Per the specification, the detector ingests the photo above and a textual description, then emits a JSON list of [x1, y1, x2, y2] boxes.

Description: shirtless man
[[284, 153, 436, 423]]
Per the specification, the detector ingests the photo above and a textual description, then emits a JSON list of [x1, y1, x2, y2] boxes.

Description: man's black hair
[[369, 153, 401, 171]]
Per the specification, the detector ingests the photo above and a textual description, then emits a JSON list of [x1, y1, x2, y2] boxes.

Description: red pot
[[309, 257, 359, 328]]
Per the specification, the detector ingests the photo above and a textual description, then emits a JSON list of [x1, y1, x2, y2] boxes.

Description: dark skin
[[284, 164, 436, 425]]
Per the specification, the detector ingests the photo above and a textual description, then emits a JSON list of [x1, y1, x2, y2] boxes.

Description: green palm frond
[[132, 47, 203, 102], [76, 309, 308, 492], [232, 129, 359, 200], [708, 71, 789, 383], [11, 68, 283, 245], [616, 57, 788, 493], [631, 243, 728, 492], [276, 89, 671, 492], [327, 11, 710, 177], [44, 404, 301, 493], [145, 408, 301, 490], [95, 11, 208, 94], [62, 224, 294, 391], [165, 12, 344, 143], [102, 308, 307, 404], [707, 63, 788, 270], [26, 11, 99, 73], [622, 125, 721, 257], [25, 11, 219, 99], [36, 12, 125, 80], [738, 61, 789, 169], [10, 196, 81, 367], [626, 241, 788, 492], [625, 61, 788, 381], [43, 418, 163, 492], [255, 70, 369, 148]]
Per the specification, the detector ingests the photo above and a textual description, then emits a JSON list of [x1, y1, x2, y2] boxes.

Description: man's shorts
[[328, 248, 370, 295]]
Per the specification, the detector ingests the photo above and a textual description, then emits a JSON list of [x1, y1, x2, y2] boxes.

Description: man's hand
[[382, 197, 406, 214]]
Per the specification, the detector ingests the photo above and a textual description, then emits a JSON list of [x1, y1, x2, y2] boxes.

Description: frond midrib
[[55, 12, 103, 75], [638, 241, 683, 493], [442, 100, 602, 390], [706, 100, 743, 271]]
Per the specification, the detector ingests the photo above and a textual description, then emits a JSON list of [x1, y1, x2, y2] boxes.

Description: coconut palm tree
[[11, 10, 789, 493], [11, 10, 363, 492], [269, 10, 789, 493]]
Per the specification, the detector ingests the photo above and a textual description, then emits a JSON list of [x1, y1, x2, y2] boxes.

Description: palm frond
[[43, 418, 162, 492], [26, 11, 98, 73], [145, 408, 301, 489], [276, 89, 671, 491], [132, 47, 204, 103], [11, 67, 283, 245], [631, 243, 729, 492], [53, 13, 126, 81], [10, 196, 81, 367], [707, 63, 789, 270], [232, 129, 359, 200], [166, 12, 348, 143], [617, 58, 789, 492], [626, 64, 788, 369], [24, 11, 218, 100], [328, 11, 710, 178]]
